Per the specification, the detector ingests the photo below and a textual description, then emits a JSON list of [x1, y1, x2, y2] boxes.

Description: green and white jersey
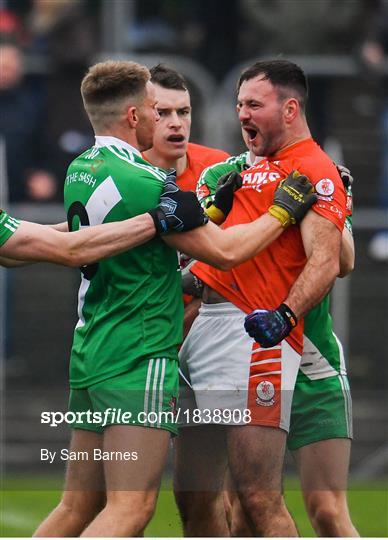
[[196, 151, 250, 208], [0, 210, 20, 246], [197, 153, 353, 381], [64, 136, 183, 389]]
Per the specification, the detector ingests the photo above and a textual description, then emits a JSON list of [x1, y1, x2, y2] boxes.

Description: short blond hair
[[81, 60, 150, 130]]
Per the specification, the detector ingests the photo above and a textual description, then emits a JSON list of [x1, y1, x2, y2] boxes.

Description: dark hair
[[237, 60, 308, 112], [150, 64, 188, 91]]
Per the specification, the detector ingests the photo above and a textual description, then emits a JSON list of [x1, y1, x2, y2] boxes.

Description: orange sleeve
[[295, 158, 346, 232]]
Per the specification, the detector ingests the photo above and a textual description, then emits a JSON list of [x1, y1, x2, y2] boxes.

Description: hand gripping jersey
[[145, 142, 229, 307], [64, 136, 183, 389], [0, 210, 20, 246], [197, 148, 353, 379], [192, 138, 347, 356], [175, 142, 229, 192]]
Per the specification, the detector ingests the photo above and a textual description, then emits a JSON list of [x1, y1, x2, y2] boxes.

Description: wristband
[[147, 208, 168, 235], [278, 303, 298, 329], [205, 204, 225, 225], [268, 205, 295, 228]]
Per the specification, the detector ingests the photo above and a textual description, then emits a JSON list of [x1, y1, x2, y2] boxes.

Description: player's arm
[[336, 164, 355, 278], [0, 222, 77, 266], [0, 254, 29, 268], [164, 214, 282, 270], [0, 180, 209, 267], [339, 226, 355, 277], [165, 172, 317, 270], [284, 211, 341, 318], [183, 297, 201, 340], [0, 214, 156, 267], [244, 211, 342, 348], [49, 222, 68, 232]]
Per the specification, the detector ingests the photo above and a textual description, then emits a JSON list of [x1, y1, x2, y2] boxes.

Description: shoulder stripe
[[4, 222, 17, 233], [107, 145, 167, 181]]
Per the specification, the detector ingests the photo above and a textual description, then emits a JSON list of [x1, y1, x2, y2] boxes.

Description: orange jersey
[[192, 138, 346, 354], [177, 142, 230, 191], [177, 142, 229, 305]]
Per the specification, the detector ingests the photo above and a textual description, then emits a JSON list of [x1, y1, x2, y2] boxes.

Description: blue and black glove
[[244, 303, 298, 348], [149, 172, 208, 234]]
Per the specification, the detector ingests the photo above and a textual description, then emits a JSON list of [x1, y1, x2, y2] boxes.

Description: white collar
[[94, 136, 141, 157], [247, 152, 264, 167]]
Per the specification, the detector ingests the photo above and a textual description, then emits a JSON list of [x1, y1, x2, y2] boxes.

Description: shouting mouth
[[244, 126, 259, 142], [167, 134, 186, 145]]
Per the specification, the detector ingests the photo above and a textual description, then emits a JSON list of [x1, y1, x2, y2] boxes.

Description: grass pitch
[[1, 476, 387, 537]]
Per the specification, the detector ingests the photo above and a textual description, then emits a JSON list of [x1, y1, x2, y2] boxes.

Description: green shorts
[[69, 357, 179, 435], [287, 373, 353, 451]]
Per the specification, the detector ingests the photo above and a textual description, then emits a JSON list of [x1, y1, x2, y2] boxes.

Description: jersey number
[[67, 201, 98, 280]]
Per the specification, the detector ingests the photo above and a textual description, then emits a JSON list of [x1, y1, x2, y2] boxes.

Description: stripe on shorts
[[143, 358, 167, 427], [339, 373, 353, 438], [157, 358, 166, 427]]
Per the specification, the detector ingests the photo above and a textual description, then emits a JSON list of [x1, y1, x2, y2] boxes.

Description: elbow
[[213, 250, 237, 271], [331, 259, 341, 280], [219, 258, 236, 271], [338, 257, 354, 278]]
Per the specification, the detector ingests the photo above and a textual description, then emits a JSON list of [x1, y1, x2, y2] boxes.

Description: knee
[[230, 507, 252, 537], [305, 493, 342, 534], [175, 490, 227, 535], [240, 490, 283, 519], [106, 493, 157, 531], [174, 490, 218, 523], [57, 494, 103, 527]]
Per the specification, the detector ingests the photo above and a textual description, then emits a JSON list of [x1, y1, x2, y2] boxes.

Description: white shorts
[[179, 302, 301, 431]]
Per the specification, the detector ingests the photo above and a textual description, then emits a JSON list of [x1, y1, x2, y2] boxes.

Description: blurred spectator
[[24, 0, 97, 192], [129, 0, 178, 52], [239, 0, 363, 56], [239, 0, 365, 146], [0, 41, 56, 202], [361, 0, 388, 261], [26, 0, 98, 66], [0, 4, 25, 44], [131, 0, 241, 80]]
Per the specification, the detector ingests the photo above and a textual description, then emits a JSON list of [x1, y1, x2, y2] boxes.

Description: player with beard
[[33, 60, 317, 538], [195, 131, 357, 536], [175, 60, 349, 537]]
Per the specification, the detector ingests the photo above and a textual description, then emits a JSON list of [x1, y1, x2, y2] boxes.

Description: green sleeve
[[344, 184, 353, 233], [196, 156, 246, 208], [0, 210, 20, 247]]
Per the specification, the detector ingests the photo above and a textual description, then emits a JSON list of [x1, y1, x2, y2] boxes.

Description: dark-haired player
[[196, 139, 357, 537], [175, 60, 350, 537], [34, 60, 316, 538], [144, 64, 230, 332]]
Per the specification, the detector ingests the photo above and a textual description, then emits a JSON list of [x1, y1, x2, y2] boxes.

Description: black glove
[[205, 171, 243, 224], [269, 171, 317, 228], [149, 176, 208, 235], [244, 303, 298, 348], [336, 164, 353, 190]]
